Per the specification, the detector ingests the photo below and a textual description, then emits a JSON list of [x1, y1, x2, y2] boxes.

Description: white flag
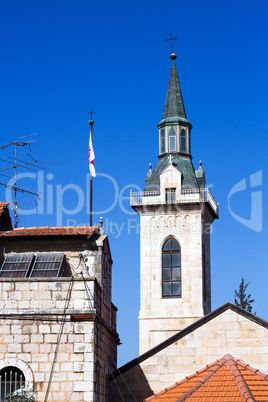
[[89, 132, 96, 177]]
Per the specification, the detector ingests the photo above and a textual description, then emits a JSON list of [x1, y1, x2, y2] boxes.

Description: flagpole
[[89, 119, 94, 226]]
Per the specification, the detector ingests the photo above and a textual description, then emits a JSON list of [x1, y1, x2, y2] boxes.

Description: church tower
[[131, 52, 219, 354]]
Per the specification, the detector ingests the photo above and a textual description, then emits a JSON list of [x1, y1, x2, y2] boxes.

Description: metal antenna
[[164, 33, 179, 53], [0, 135, 56, 228]]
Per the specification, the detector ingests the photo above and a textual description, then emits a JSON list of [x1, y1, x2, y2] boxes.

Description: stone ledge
[[0, 277, 95, 282], [0, 308, 96, 316]]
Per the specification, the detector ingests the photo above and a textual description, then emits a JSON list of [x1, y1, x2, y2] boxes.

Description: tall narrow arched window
[[162, 238, 181, 297], [180, 129, 186, 152], [0, 366, 25, 400], [160, 129, 165, 153], [169, 128, 176, 152], [96, 364, 101, 402], [105, 371, 109, 402]]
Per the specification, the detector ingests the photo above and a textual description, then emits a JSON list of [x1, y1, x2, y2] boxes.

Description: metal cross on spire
[[164, 33, 179, 53], [88, 109, 96, 121]]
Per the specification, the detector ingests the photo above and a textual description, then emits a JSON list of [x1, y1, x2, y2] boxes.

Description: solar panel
[[29, 253, 65, 278], [0, 254, 34, 278]]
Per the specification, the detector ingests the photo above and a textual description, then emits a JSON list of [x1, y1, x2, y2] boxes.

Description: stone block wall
[[0, 276, 117, 402], [110, 307, 268, 402]]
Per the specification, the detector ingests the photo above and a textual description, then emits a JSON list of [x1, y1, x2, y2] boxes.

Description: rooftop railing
[[130, 188, 219, 216]]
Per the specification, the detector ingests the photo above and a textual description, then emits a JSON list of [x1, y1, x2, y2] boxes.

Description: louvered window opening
[[0, 253, 65, 279], [0, 367, 25, 401], [180, 129, 186, 152], [169, 128, 176, 152], [160, 129, 165, 153]]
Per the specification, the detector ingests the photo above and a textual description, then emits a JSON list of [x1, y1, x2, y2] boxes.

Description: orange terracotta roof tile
[[0, 201, 12, 230], [0, 225, 99, 237], [0, 202, 9, 216], [144, 354, 268, 402]]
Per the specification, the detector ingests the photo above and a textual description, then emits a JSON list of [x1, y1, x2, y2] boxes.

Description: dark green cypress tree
[[234, 277, 255, 313]]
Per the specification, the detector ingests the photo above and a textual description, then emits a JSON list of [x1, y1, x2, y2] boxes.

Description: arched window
[[162, 238, 181, 297], [96, 363, 101, 402], [180, 129, 186, 152], [105, 371, 109, 402], [160, 129, 165, 153], [0, 366, 25, 400], [169, 128, 176, 152]]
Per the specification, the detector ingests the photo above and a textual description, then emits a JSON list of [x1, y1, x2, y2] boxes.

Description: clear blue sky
[[0, 0, 268, 366]]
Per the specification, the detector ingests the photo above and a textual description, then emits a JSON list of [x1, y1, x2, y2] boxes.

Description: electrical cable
[[44, 276, 74, 402], [80, 254, 137, 401]]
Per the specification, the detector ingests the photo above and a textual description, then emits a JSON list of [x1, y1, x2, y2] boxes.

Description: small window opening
[[165, 188, 176, 204]]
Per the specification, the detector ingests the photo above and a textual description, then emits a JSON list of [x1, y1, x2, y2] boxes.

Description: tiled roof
[[0, 201, 12, 230], [162, 61, 187, 122], [0, 226, 99, 237], [0, 202, 9, 216], [144, 154, 199, 191], [144, 354, 268, 401]]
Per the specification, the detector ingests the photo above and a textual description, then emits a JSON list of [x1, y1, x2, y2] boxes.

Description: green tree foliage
[[234, 277, 255, 313]]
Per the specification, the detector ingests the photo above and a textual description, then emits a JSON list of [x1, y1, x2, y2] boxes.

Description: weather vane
[[164, 33, 179, 53]]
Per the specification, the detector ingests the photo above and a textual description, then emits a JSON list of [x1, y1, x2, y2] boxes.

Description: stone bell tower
[[131, 52, 219, 354]]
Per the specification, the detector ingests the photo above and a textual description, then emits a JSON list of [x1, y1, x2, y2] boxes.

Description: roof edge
[[0, 226, 100, 238]]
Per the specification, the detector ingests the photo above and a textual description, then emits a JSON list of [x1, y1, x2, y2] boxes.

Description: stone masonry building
[[0, 206, 119, 401]]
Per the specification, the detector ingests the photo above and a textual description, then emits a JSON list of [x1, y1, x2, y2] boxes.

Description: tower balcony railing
[[130, 188, 219, 216]]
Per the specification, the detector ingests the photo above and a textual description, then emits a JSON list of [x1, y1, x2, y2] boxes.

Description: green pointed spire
[[162, 61, 187, 121]]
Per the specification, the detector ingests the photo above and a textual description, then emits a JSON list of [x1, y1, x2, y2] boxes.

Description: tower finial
[[88, 109, 96, 125], [99, 216, 104, 235], [164, 33, 179, 60]]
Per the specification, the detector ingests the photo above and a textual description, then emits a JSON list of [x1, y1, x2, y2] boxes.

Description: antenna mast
[[0, 136, 41, 228]]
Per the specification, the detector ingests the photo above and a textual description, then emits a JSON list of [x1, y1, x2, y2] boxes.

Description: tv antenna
[[0, 134, 58, 228]]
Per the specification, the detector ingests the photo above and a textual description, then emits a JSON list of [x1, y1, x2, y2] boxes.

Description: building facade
[[0, 207, 118, 401]]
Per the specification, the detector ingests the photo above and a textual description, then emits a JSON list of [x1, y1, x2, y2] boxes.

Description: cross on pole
[[88, 109, 96, 120], [164, 33, 179, 53], [168, 155, 174, 165]]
